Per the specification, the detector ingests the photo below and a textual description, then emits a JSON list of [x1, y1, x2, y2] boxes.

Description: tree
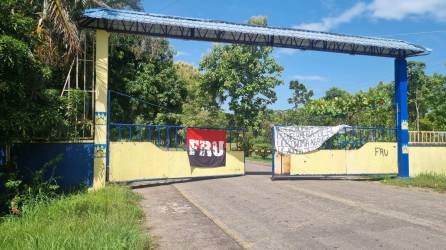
[[124, 50, 187, 125], [175, 62, 228, 128], [324, 87, 350, 100], [200, 16, 283, 133], [408, 61, 430, 131], [288, 80, 313, 109], [37, 0, 141, 58], [0, 0, 65, 142], [422, 73, 446, 130]]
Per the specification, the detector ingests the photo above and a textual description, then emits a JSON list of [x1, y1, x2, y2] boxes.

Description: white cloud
[[292, 75, 327, 81], [294, 2, 367, 32], [294, 0, 446, 32], [368, 0, 446, 21]]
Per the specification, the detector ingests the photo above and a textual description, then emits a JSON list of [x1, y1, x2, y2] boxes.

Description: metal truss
[[78, 8, 430, 58]]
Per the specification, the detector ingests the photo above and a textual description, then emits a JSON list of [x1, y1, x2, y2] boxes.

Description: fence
[[409, 131, 446, 145], [321, 126, 397, 149], [108, 123, 244, 151]]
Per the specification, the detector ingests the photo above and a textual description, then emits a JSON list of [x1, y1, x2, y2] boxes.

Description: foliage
[[288, 80, 313, 109], [39, 0, 81, 56], [176, 62, 229, 128], [381, 173, 446, 192], [109, 34, 187, 125], [125, 53, 187, 125], [0, 154, 63, 215], [200, 17, 283, 133], [273, 81, 395, 127], [424, 74, 446, 130], [253, 143, 271, 159], [0, 185, 151, 250], [407, 62, 446, 130], [36, 0, 141, 58], [0, 33, 69, 141], [323, 87, 350, 100]]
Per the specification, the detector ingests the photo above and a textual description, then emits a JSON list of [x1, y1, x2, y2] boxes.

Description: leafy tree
[[108, 35, 188, 125], [408, 61, 431, 131], [124, 51, 187, 125], [274, 81, 395, 127], [0, 0, 66, 143], [175, 62, 228, 128], [37, 0, 141, 57], [324, 87, 350, 100], [423, 73, 446, 130], [200, 16, 283, 133], [288, 80, 313, 109]]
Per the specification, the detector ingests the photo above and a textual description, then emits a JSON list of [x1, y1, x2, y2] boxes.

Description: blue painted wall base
[[11, 143, 94, 188]]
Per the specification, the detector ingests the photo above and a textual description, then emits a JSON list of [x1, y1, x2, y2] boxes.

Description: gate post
[[395, 58, 409, 177], [93, 30, 109, 189], [271, 126, 275, 178]]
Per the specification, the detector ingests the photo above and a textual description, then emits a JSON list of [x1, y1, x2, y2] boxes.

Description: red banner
[[186, 128, 226, 167]]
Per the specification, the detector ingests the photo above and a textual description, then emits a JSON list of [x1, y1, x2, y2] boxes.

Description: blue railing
[[109, 123, 245, 151], [321, 126, 397, 150]]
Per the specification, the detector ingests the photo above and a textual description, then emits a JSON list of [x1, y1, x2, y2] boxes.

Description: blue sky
[[141, 0, 446, 110]]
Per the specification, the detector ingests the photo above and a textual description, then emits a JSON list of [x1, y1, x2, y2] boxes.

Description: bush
[[253, 143, 272, 159], [0, 153, 62, 216]]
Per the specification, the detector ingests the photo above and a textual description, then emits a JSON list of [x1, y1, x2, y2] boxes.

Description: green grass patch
[[381, 173, 446, 192], [0, 185, 151, 250]]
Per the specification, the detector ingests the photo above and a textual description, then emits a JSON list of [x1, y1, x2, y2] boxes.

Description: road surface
[[135, 161, 446, 250]]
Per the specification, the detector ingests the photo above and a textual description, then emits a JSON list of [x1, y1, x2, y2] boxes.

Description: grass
[[381, 173, 446, 192], [0, 185, 151, 250]]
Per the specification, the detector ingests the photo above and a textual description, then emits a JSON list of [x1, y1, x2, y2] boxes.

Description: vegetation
[[381, 173, 446, 192], [0, 0, 143, 217], [288, 80, 314, 109], [200, 16, 283, 134], [0, 185, 151, 250], [0, 154, 63, 216]]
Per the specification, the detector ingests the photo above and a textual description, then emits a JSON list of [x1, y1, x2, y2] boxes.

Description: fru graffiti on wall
[[374, 147, 388, 157]]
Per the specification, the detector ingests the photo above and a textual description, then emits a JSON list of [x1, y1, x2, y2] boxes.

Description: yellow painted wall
[[290, 149, 347, 175], [289, 143, 446, 176], [346, 143, 397, 174], [109, 142, 244, 182], [409, 146, 446, 176], [290, 142, 397, 175]]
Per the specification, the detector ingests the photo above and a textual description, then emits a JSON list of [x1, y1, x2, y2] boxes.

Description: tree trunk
[[415, 102, 420, 131]]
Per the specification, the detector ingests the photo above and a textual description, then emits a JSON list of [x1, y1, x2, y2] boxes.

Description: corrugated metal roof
[[79, 8, 430, 58]]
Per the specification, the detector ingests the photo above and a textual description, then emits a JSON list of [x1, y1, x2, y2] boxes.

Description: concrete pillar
[[395, 58, 409, 177], [93, 30, 109, 189]]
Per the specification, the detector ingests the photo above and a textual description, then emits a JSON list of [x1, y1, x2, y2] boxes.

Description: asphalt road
[[135, 161, 446, 250]]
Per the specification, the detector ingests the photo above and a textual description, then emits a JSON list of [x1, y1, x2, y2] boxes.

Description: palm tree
[[37, 0, 142, 57]]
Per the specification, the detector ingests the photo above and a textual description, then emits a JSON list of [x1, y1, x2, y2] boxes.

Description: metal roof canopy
[[79, 8, 430, 58]]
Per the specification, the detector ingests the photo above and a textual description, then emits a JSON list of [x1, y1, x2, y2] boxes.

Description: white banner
[[274, 125, 350, 154]]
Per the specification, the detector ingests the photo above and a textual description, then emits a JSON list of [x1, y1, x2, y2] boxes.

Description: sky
[[141, 0, 446, 110]]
